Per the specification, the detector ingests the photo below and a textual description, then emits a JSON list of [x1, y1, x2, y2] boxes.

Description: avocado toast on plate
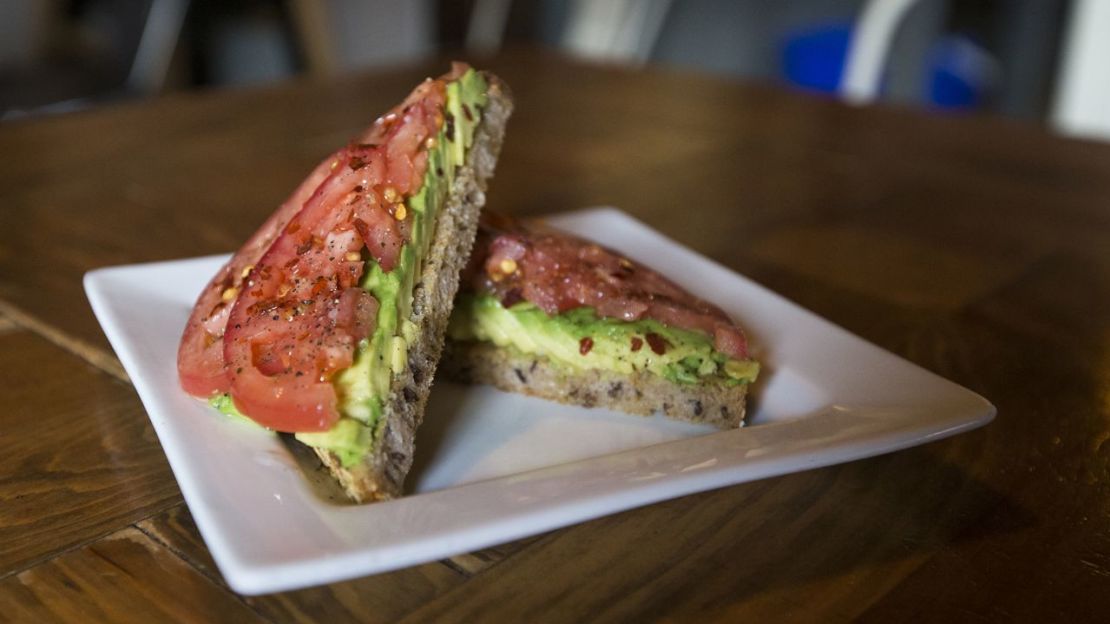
[[177, 64, 512, 502], [443, 211, 759, 427]]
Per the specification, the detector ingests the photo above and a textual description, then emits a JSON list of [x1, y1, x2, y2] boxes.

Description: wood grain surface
[[1, 47, 1108, 622], [0, 528, 264, 623], [0, 329, 180, 575], [137, 505, 467, 624]]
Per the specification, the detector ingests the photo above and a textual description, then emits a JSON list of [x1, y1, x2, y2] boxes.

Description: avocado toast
[[443, 213, 759, 428], [178, 65, 512, 502]]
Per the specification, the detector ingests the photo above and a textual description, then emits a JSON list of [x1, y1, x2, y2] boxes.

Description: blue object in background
[[781, 22, 852, 94], [781, 24, 997, 110], [928, 35, 998, 109]]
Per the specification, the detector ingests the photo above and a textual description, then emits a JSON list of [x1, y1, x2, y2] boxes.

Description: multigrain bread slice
[[311, 74, 513, 502], [442, 341, 748, 428], [437, 209, 757, 430]]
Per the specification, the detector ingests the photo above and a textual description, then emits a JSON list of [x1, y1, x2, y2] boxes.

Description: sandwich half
[[177, 64, 512, 502], [442, 212, 759, 428]]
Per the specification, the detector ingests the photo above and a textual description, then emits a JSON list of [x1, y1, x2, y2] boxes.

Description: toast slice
[[312, 74, 513, 502], [441, 213, 758, 429], [181, 67, 512, 504]]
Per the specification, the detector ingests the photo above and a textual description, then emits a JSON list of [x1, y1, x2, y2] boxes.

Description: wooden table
[[2, 47, 1109, 622]]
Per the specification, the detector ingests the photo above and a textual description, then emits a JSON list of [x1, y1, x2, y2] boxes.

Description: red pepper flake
[[248, 299, 279, 316], [349, 156, 367, 170], [500, 288, 523, 308], [630, 337, 643, 352], [285, 221, 300, 234], [645, 332, 669, 355], [352, 217, 371, 244], [579, 337, 594, 355]]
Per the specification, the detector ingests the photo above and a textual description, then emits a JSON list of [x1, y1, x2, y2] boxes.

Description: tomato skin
[[179, 69, 450, 432], [470, 213, 751, 360], [220, 148, 372, 432], [230, 364, 339, 431], [177, 152, 338, 398]]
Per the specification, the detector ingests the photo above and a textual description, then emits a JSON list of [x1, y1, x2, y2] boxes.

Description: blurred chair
[[464, 0, 673, 65], [839, 0, 920, 103], [843, 0, 1104, 141], [560, 0, 672, 64], [289, 0, 433, 77], [1051, 0, 1110, 141], [838, 0, 1016, 112], [127, 0, 189, 94]]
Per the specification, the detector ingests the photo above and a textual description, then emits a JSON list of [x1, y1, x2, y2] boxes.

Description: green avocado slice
[[447, 294, 760, 386]]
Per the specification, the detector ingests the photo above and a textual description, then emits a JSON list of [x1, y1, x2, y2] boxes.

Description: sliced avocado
[[208, 393, 257, 426], [448, 294, 760, 386], [294, 418, 374, 467]]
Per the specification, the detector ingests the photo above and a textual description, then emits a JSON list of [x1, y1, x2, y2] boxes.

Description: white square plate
[[85, 207, 994, 595]]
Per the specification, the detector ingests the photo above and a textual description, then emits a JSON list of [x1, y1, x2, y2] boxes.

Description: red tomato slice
[[179, 70, 451, 432], [226, 287, 379, 431], [212, 79, 446, 432], [177, 153, 337, 397], [471, 213, 751, 360]]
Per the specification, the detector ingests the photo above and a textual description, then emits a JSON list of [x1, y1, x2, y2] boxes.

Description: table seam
[[132, 517, 281, 624], [0, 496, 183, 584], [0, 299, 128, 383]]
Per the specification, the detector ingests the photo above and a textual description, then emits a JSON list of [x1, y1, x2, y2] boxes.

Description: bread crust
[[313, 73, 513, 502], [441, 341, 748, 429]]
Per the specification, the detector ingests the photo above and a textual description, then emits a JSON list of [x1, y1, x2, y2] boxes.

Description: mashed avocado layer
[[448, 294, 760, 386], [212, 69, 489, 468]]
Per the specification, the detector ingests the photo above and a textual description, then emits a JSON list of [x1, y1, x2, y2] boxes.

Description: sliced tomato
[[222, 146, 386, 431], [181, 70, 450, 430], [177, 117, 399, 398], [212, 80, 446, 432], [178, 152, 338, 397], [471, 213, 751, 360], [225, 285, 379, 431]]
